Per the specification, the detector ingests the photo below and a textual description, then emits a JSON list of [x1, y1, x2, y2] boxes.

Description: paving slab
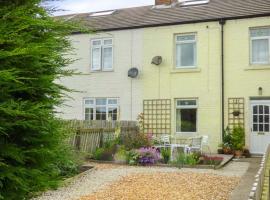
[[230, 157, 261, 200]]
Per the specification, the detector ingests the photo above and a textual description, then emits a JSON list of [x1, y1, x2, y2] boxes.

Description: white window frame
[[250, 28, 270, 65], [84, 98, 95, 120], [90, 38, 113, 71], [175, 99, 198, 135], [175, 33, 197, 69], [83, 98, 119, 121]]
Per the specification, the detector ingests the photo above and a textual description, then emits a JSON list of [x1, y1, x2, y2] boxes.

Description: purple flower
[[136, 147, 161, 165]]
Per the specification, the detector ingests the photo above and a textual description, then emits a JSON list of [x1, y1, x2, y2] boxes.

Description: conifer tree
[[0, 1, 81, 199]]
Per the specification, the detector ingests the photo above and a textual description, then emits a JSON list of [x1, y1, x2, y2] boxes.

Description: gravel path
[[34, 161, 249, 200]]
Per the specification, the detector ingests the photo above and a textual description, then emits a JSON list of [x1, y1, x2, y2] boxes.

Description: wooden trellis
[[143, 99, 171, 136], [228, 98, 245, 129]]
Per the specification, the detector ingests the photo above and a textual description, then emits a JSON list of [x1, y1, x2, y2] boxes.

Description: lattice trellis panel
[[228, 98, 245, 129], [143, 99, 171, 135]]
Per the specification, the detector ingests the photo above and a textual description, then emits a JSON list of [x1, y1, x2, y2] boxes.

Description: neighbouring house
[[58, 0, 270, 154]]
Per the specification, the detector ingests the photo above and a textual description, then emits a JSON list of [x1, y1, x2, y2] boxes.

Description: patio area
[[35, 160, 251, 200]]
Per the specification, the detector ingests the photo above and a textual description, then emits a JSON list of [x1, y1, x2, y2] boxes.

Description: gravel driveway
[[34, 161, 249, 200]]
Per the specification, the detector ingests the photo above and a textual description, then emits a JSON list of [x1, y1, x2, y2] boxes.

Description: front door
[[250, 100, 270, 154]]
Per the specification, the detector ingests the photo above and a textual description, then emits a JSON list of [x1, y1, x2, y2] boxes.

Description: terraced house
[[58, 0, 270, 153]]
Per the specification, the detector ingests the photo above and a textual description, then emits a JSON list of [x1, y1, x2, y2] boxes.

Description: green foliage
[[125, 150, 140, 165], [120, 132, 152, 150], [231, 126, 245, 150], [93, 147, 114, 161], [0, 1, 87, 199], [223, 127, 233, 148], [114, 146, 127, 163], [161, 148, 170, 164], [176, 152, 200, 166]]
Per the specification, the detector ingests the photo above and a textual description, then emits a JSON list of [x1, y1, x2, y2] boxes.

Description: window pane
[[177, 35, 195, 41], [253, 115, 258, 123], [176, 109, 181, 132], [252, 39, 269, 63], [253, 106, 258, 114], [251, 28, 270, 37], [96, 107, 106, 120], [259, 105, 264, 114], [92, 40, 101, 46], [85, 108, 94, 120], [96, 98, 106, 105], [108, 107, 118, 121], [178, 109, 197, 132], [177, 100, 197, 107], [253, 124, 258, 132], [265, 115, 269, 123], [108, 99, 117, 105], [176, 44, 181, 67], [259, 124, 264, 132], [103, 47, 113, 70], [265, 106, 269, 114], [180, 43, 196, 67], [265, 124, 269, 132], [92, 47, 101, 70], [259, 115, 263, 123], [85, 99, 94, 105], [104, 39, 112, 45]]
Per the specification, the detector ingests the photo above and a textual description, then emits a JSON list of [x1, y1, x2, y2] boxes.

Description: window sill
[[171, 68, 201, 74], [90, 69, 114, 73], [175, 132, 198, 137], [245, 65, 270, 71]]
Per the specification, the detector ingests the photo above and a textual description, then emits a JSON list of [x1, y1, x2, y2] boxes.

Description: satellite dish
[[128, 68, 139, 78], [151, 56, 162, 65]]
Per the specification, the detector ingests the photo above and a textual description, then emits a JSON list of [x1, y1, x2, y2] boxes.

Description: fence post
[[75, 129, 81, 151], [99, 128, 104, 148]]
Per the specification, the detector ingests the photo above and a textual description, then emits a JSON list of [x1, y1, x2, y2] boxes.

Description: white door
[[250, 100, 270, 154]]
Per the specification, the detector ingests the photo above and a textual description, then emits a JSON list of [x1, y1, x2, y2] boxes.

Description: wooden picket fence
[[67, 120, 138, 154]]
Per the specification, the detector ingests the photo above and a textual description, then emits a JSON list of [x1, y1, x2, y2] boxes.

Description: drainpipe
[[219, 19, 226, 142]]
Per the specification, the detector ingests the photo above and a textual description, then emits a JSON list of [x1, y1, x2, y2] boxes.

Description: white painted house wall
[[57, 30, 143, 120]]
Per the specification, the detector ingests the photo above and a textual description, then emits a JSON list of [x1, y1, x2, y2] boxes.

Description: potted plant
[[231, 126, 245, 158], [223, 127, 233, 154], [217, 143, 224, 154]]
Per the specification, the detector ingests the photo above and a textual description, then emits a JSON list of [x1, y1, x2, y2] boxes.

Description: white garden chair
[[187, 135, 210, 154], [155, 134, 171, 148]]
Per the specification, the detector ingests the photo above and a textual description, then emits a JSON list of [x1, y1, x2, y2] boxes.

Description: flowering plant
[[200, 155, 223, 165], [137, 147, 161, 165]]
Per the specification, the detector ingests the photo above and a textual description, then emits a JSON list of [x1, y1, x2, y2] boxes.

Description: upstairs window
[[84, 98, 119, 121], [91, 38, 113, 71], [250, 28, 270, 65], [176, 99, 197, 133], [175, 34, 197, 68]]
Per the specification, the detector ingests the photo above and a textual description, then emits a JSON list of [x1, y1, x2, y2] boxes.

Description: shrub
[[114, 146, 127, 163], [161, 148, 170, 164], [0, 1, 86, 199], [126, 150, 140, 165], [176, 152, 200, 166], [231, 126, 245, 151], [137, 147, 160, 165], [93, 147, 114, 161], [120, 132, 152, 150]]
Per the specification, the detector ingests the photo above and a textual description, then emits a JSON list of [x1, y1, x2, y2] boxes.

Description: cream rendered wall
[[143, 22, 223, 150], [224, 17, 270, 149], [57, 30, 143, 120]]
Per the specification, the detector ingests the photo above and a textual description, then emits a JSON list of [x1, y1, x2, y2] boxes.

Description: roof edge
[[75, 13, 270, 33]]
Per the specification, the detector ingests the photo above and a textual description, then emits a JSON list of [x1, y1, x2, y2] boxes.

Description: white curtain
[[252, 39, 269, 63], [92, 47, 101, 70], [103, 47, 113, 70], [176, 43, 196, 67]]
